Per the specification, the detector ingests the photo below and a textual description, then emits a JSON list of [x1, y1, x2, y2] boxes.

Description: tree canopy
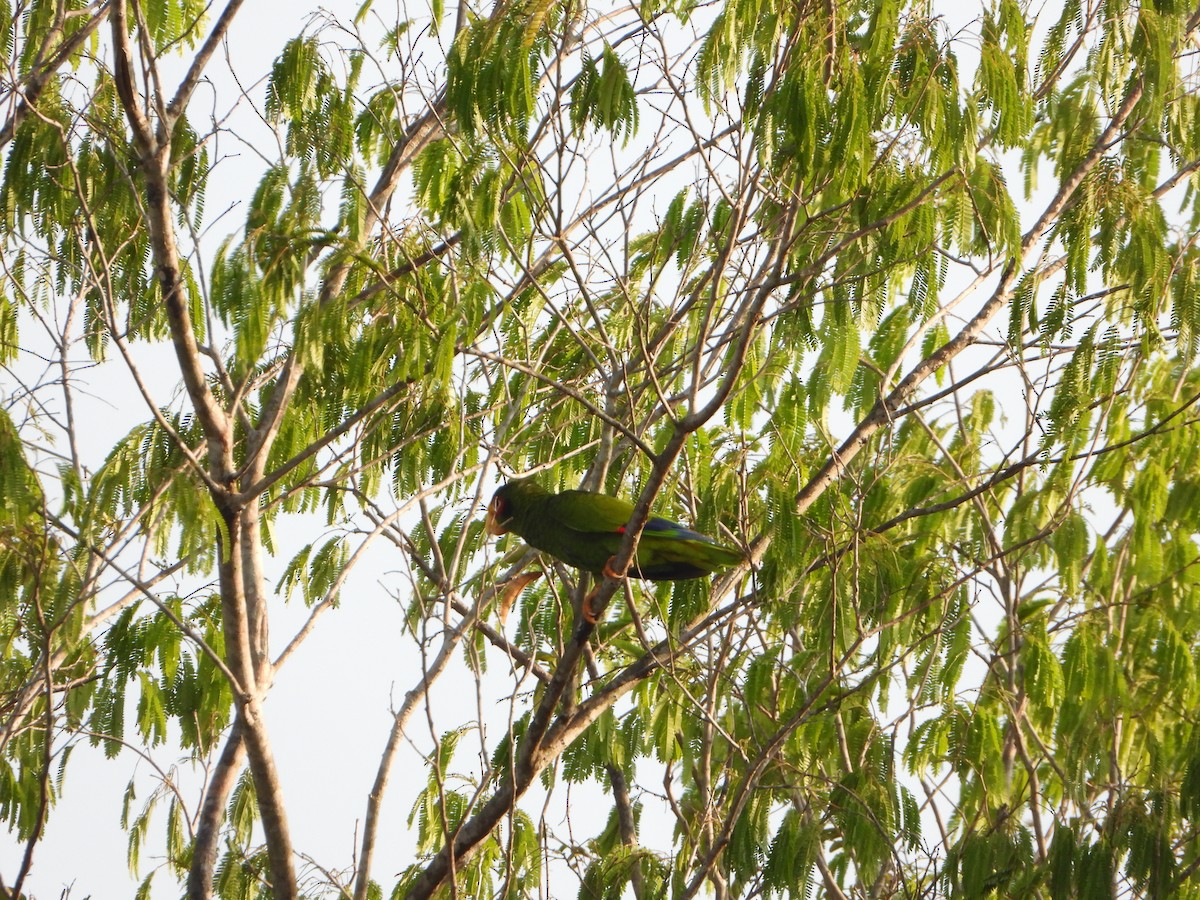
[[4, 0, 1200, 897]]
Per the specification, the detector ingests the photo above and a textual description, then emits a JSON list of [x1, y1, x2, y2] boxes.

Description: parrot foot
[[582, 587, 602, 624], [582, 557, 626, 624]]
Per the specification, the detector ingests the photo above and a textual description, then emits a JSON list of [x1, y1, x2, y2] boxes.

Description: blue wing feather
[[643, 516, 717, 544]]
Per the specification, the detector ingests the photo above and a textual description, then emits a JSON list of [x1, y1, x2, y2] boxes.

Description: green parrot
[[484, 479, 743, 614]]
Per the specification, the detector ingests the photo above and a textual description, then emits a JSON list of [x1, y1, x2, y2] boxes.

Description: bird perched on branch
[[484, 478, 743, 622]]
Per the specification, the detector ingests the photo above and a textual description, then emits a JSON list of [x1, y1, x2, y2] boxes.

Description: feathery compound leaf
[[592, 45, 639, 145]]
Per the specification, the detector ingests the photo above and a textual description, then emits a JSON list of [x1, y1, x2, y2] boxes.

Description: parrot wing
[[545, 489, 638, 534], [548, 490, 714, 540], [547, 489, 741, 577]]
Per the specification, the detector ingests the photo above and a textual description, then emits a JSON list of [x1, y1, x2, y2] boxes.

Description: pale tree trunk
[[107, 0, 298, 893]]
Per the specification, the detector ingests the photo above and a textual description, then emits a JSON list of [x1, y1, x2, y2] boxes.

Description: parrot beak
[[484, 496, 508, 536]]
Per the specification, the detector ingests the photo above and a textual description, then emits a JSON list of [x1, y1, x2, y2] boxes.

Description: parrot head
[[484, 487, 512, 535], [484, 478, 547, 536]]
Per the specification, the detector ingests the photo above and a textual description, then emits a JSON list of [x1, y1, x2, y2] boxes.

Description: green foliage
[[446, 1, 555, 142], [277, 537, 349, 606], [266, 38, 362, 177], [10, 0, 1200, 898], [570, 45, 639, 146]]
